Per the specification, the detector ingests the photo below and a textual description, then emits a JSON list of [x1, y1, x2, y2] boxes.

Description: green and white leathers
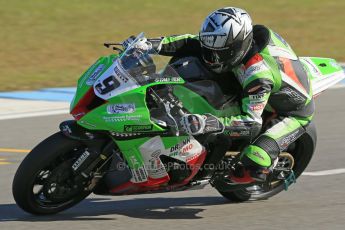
[[153, 25, 317, 168], [227, 26, 315, 168]]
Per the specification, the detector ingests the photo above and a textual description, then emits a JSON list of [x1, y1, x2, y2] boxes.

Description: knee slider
[[254, 135, 281, 160], [241, 145, 272, 168]]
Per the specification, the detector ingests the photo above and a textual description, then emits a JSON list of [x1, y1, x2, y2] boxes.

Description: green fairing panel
[[79, 89, 157, 132], [306, 57, 342, 76], [173, 85, 241, 116], [78, 79, 185, 132]]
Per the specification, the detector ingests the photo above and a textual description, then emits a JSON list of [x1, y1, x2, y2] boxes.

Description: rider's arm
[[148, 34, 201, 57], [218, 54, 275, 140]]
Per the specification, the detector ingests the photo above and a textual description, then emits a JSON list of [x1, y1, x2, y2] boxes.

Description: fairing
[[70, 33, 185, 132], [69, 33, 209, 192], [300, 57, 345, 95]]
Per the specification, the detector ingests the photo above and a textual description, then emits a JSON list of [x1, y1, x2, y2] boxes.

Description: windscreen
[[94, 33, 180, 100]]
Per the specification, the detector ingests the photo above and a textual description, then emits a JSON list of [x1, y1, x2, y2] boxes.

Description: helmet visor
[[201, 41, 243, 66]]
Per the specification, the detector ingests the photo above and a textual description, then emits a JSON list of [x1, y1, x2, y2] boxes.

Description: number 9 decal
[[95, 76, 121, 95]]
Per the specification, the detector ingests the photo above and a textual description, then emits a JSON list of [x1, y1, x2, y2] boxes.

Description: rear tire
[[12, 132, 91, 215], [218, 122, 316, 202]]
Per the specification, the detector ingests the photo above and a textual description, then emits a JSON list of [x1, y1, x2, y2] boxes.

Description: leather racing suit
[[149, 25, 315, 170]]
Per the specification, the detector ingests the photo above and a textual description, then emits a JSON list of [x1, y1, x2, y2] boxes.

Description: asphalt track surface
[[0, 88, 345, 230]]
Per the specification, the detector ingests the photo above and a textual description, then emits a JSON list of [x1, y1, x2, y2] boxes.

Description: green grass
[[0, 0, 344, 91]]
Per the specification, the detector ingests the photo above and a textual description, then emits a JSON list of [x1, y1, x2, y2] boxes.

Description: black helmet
[[199, 7, 253, 73]]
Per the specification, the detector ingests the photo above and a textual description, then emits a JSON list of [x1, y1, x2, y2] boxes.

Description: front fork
[[59, 120, 117, 190]]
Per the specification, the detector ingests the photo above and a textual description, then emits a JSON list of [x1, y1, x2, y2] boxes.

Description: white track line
[[302, 168, 345, 176], [0, 109, 69, 120]]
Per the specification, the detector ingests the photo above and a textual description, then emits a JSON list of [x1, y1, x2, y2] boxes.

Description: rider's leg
[[230, 115, 313, 183]]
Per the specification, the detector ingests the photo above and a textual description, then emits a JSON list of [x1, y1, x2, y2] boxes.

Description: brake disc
[[42, 160, 83, 203]]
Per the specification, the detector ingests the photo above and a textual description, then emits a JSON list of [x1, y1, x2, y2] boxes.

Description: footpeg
[[284, 170, 296, 191]]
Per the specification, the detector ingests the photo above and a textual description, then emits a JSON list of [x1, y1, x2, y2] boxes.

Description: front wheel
[[12, 132, 92, 215], [217, 122, 317, 202]]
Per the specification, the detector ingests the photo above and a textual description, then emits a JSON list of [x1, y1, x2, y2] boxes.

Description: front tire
[[12, 132, 92, 215]]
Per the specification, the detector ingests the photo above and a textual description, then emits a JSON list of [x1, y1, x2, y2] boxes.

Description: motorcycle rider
[[127, 7, 314, 183]]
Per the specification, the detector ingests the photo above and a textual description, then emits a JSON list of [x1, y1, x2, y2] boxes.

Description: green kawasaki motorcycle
[[12, 33, 345, 215]]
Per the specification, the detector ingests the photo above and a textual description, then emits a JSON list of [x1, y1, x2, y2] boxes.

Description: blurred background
[[0, 0, 344, 91]]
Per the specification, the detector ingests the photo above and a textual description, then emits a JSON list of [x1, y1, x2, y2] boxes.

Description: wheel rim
[[30, 147, 89, 208]]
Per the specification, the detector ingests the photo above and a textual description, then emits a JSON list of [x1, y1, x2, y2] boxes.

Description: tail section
[[300, 57, 345, 96]]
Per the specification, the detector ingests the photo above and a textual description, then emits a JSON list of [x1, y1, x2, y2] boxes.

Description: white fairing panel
[[311, 71, 344, 95], [300, 57, 345, 95], [93, 60, 140, 100]]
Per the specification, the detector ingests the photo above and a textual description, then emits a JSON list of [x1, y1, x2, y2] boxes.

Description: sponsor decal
[[124, 124, 153, 132], [227, 131, 238, 137], [245, 64, 263, 77], [281, 87, 305, 103], [129, 156, 141, 168], [250, 103, 265, 111], [169, 137, 191, 155], [301, 58, 322, 77], [252, 151, 264, 161], [240, 130, 251, 136], [167, 137, 204, 163], [139, 136, 168, 179], [61, 125, 72, 134], [86, 65, 105, 85], [249, 93, 265, 102], [114, 65, 129, 83], [150, 149, 161, 158], [130, 166, 148, 183], [330, 60, 340, 69], [103, 114, 142, 122], [180, 143, 194, 157], [224, 130, 250, 137], [107, 103, 135, 114], [72, 151, 90, 171], [185, 150, 202, 162], [154, 77, 183, 83], [281, 130, 301, 148]]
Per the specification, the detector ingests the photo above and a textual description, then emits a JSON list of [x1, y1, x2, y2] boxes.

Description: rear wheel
[[217, 127, 316, 202], [12, 132, 92, 215]]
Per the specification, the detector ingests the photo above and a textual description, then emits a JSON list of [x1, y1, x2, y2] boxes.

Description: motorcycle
[[12, 33, 345, 215]]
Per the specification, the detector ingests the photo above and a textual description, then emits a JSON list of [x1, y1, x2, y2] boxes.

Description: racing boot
[[229, 144, 274, 184], [229, 164, 270, 184]]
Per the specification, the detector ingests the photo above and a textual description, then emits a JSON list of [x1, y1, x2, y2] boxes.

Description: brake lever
[[103, 42, 124, 53]]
